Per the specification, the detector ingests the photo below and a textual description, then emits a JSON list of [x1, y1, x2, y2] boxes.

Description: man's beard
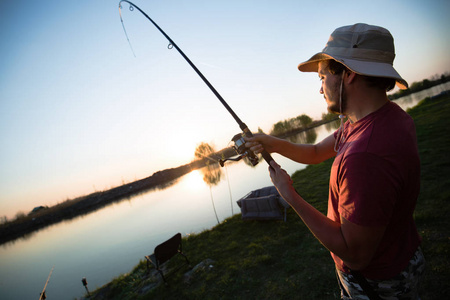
[[327, 76, 346, 115]]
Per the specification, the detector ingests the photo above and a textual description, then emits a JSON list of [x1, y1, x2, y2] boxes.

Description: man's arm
[[268, 161, 386, 270], [245, 132, 337, 165]]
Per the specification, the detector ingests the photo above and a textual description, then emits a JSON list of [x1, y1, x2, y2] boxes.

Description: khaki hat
[[298, 23, 408, 89]]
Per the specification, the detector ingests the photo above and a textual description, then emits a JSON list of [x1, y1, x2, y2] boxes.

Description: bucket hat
[[298, 23, 408, 89]]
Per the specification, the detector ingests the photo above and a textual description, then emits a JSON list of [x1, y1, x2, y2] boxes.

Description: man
[[246, 23, 425, 299]]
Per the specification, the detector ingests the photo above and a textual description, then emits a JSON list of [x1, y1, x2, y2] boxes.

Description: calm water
[[0, 83, 448, 299]]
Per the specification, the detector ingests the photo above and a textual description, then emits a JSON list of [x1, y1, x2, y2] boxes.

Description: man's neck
[[345, 89, 389, 123]]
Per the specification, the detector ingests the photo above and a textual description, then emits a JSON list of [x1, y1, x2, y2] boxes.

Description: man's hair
[[327, 59, 396, 91], [327, 59, 348, 75]]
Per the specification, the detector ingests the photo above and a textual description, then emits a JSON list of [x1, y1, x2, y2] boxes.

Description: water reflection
[[182, 170, 206, 191], [324, 118, 341, 132], [199, 143, 223, 224], [200, 162, 222, 186], [393, 82, 450, 111], [0, 174, 183, 248], [286, 126, 318, 144]]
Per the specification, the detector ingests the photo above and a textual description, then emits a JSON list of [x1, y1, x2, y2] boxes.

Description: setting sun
[[182, 170, 207, 191]]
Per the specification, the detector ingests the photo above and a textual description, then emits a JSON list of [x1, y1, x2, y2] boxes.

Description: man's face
[[318, 61, 344, 114]]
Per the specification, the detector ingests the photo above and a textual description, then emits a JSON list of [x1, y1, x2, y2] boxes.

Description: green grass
[[405, 95, 450, 296], [87, 94, 450, 300]]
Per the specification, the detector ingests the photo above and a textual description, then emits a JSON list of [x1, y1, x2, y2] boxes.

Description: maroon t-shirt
[[328, 101, 421, 279]]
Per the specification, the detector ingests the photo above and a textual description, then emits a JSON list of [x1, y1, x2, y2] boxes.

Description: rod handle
[[241, 125, 274, 166]]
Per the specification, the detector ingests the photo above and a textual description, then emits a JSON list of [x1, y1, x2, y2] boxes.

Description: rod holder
[[82, 277, 90, 296]]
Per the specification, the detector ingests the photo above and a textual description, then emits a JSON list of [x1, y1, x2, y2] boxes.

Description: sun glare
[[183, 170, 206, 191]]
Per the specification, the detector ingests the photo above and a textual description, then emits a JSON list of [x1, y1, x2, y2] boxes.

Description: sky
[[1, 0, 449, 219]]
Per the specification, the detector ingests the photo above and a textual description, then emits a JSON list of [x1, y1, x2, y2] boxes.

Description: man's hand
[[268, 160, 297, 205], [268, 159, 387, 270], [244, 133, 281, 154], [246, 132, 337, 165]]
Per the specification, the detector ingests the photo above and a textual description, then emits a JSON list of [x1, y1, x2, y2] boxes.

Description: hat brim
[[298, 53, 408, 90]]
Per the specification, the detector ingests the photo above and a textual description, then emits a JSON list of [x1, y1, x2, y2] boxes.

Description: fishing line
[[118, 1, 274, 167]]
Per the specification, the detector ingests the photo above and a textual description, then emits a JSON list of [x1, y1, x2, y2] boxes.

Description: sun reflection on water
[[182, 170, 207, 190]]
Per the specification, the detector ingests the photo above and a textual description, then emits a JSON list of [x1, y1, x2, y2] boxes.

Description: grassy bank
[[86, 93, 450, 300]]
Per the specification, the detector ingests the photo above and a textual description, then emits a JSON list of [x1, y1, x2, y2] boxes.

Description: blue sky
[[1, 0, 449, 218]]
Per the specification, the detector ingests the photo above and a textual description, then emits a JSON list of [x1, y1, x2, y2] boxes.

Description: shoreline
[[0, 159, 210, 246]]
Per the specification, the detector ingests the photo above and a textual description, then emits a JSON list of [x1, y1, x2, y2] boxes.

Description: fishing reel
[[219, 133, 259, 167]]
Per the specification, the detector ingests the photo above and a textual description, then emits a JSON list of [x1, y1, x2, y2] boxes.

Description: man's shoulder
[[345, 102, 416, 156]]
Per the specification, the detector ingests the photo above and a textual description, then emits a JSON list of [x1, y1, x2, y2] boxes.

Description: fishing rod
[[118, 1, 274, 167], [38, 266, 54, 300]]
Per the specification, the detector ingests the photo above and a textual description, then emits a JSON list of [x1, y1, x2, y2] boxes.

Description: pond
[[0, 83, 448, 299]]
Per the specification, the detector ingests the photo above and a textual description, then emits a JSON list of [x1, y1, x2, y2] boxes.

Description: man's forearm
[[283, 188, 384, 270]]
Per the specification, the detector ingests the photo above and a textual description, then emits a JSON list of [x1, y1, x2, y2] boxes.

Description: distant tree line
[[388, 72, 450, 100], [270, 114, 313, 136], [269, 112, 340, 138]]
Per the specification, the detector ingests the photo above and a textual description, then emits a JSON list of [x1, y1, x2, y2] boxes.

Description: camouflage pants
[[336, 247, 425, 300]]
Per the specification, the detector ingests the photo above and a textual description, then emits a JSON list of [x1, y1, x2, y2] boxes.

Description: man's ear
[[346, 71, 357, 84]]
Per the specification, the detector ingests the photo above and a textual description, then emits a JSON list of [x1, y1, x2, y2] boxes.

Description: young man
[[246, 23, 425, 299]]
